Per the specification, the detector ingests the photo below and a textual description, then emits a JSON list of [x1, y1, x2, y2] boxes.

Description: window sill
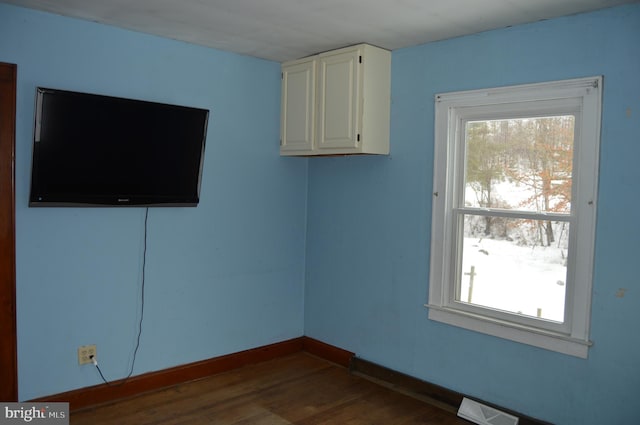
[[425, 304, 592, 358]]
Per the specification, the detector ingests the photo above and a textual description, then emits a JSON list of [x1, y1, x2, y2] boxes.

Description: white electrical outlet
[[78, 344, 97, 365]]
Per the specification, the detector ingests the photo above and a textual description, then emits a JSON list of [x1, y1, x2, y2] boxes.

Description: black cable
[[93, 207, 149, 386], [95, 363, 111, 386], [126, 207, 148, 379]]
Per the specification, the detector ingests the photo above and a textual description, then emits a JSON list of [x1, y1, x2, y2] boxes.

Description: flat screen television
[[29, 87, 209, 207]]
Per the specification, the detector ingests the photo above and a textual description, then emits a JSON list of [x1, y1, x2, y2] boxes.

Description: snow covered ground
[[460, 236, 567, 322]]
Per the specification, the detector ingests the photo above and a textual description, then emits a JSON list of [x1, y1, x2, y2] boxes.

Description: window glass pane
[[457, 214, 569, 322], [464, 116, 574, 214]]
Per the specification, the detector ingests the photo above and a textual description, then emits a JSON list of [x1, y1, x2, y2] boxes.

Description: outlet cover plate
[[78, 344, 96, 365]]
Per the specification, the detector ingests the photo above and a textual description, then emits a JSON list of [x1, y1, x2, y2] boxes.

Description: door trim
[[0, 61, 18, 401]]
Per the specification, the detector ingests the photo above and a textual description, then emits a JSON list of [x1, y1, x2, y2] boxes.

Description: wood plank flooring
[[71, 352, 468, 424]]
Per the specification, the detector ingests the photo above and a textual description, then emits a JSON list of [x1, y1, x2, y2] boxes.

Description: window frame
[[426, 77, 602, 358]]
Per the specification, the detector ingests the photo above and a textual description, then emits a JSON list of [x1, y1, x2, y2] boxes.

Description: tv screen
[[29, 87, 209, 207]]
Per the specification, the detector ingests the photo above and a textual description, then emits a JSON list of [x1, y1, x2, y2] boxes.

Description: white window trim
[[426, 77, 602, 358]]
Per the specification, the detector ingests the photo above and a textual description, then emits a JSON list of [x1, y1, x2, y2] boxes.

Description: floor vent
[[457, 397, 519, 425]]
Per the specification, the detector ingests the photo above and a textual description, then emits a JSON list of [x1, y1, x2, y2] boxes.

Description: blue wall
[[0, 4, 307, 401], [305, 5, 640, 425]]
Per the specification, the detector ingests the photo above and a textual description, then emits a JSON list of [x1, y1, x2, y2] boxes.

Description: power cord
[[92, 207, 149, 386], [90, 355, 111, 386]]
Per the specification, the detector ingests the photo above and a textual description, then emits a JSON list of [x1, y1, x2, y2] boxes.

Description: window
[[427, 77, 602, 358]]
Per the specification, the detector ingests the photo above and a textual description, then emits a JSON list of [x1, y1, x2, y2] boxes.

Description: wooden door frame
[[0, 62, 18, 401]]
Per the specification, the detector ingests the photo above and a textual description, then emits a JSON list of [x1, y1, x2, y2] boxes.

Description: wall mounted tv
[[29, 87, 209, 207]]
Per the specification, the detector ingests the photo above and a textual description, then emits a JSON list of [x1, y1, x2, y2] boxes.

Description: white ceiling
[[2, 0, 636, 62]]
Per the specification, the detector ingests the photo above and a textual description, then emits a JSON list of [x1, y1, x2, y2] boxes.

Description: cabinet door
[[317, 49, 360, 150], [280, 59, 315, 152]]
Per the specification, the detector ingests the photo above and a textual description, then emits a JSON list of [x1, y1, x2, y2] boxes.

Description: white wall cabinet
[[280, 44, 391, 156]]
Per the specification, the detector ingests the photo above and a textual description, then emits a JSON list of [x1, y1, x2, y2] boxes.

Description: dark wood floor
[[71, 352, 468, 424]]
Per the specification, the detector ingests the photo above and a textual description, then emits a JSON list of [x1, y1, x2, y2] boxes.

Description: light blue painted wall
[[0, 4, 307, 401], [305, 5, 640, 425]]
